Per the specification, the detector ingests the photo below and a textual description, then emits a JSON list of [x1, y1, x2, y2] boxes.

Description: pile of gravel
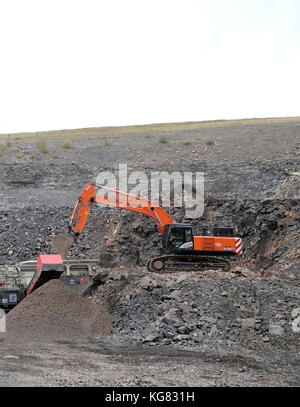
[[1, 279, 113, 343]]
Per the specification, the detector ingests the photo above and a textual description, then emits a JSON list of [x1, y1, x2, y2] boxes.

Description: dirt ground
[[0, 119, 299, 387], [0, 338, 298, 387]]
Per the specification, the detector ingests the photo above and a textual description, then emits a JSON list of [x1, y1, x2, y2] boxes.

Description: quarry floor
[[0, 338, 299, 387], [0, 120, 299, 387]]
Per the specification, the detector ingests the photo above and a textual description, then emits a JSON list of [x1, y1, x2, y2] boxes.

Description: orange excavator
[[52, 182, 242, 272]]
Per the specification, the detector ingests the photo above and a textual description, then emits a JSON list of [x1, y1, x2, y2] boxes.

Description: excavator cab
[[162, 224, 194, 252]]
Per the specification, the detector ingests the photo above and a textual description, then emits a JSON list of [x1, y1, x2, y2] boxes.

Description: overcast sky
[[0, 0, 299, 133]]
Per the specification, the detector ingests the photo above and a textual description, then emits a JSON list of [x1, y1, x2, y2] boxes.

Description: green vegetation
[[61, 141, 72, 149], [1, 117, 299, 141], [52, 153, 59, 159], [36, 140, 49, 154], [6, 140, 12, 147], [206, 140, 215, 146], [0, 143, 6, 156], [257, 126, 264, 132], [144, 134, 152, 139], [159, 136, 168, 144], [16, 150, 23, 159], [183, 140, 191, 145], [0, 116, 299, 147], [104, 140, 112, 146]]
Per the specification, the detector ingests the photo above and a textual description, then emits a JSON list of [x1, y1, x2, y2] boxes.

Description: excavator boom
[[69, 182, 174, 236]]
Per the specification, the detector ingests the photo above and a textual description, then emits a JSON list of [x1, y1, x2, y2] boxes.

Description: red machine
[[26, 255, 65, 296], [0, 255, 65, 310]]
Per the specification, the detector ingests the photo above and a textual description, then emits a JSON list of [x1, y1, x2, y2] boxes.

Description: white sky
[[0, 0, 299, 133]]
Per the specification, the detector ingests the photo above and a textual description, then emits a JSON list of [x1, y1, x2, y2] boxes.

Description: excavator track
[[147, 254, 231, 273]]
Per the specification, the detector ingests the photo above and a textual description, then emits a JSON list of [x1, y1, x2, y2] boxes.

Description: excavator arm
[[52, 182, 241, 272], [69, 182, 174, 237]]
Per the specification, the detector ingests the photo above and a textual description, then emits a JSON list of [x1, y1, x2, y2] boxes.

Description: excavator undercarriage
[[147, 254, 231, 273]]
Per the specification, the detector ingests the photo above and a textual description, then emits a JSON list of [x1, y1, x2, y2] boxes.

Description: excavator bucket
[[51, 234, 75, 259]]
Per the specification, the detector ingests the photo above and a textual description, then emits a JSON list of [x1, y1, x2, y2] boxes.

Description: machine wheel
[[147, 258, 165, 272]]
